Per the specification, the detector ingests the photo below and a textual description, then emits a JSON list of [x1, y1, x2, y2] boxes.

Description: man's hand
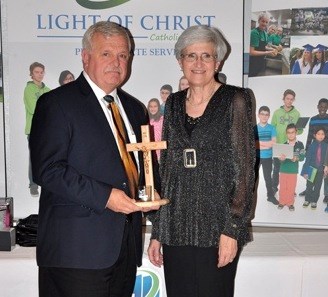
[[106, 188, 141, 214]]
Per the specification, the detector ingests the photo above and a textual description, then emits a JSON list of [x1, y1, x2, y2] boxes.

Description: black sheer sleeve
[[222, 88, 256, 240]]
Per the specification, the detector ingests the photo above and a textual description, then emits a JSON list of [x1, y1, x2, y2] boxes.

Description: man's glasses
[[160, 91, 171, 95], [181, 52, 217, 63]]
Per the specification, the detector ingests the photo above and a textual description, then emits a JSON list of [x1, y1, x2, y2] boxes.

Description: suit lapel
[[76, 74, 121, 155]]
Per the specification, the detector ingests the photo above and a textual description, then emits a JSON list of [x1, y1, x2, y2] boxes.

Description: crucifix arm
[[126, 141, 167, 153]]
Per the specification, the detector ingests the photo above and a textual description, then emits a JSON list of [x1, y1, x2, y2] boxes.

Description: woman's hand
[[217, 234, 238, 268], [148, 239, 163, 268]]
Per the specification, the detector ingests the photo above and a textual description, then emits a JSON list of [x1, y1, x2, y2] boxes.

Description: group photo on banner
[[249, 7, 328, 77], [247, 0, 328, 229]]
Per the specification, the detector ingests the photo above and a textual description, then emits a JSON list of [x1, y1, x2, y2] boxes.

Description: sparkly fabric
[[150, 84, 256, 248]]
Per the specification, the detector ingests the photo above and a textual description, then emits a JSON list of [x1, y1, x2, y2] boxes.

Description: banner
[[246, 0, 328, 228], [1, 0, 244, 217]]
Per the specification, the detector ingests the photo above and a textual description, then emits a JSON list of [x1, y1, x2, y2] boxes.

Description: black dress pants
[[39, 220, 136, 297], [163, 244, 240, 297], [272, 157, 281, 192]]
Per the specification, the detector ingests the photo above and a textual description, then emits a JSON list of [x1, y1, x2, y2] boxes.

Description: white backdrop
[[3, 0, 327, 229], [0, 0, 244, 218]]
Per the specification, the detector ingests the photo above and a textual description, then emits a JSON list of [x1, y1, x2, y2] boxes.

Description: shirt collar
[[83, 71, 117, 101]]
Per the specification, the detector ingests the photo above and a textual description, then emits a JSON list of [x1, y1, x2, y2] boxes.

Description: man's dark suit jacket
[[30, 73, 150, 269]]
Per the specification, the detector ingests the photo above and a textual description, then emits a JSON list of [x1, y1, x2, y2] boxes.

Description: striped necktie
[[104, 95, 138, 199]]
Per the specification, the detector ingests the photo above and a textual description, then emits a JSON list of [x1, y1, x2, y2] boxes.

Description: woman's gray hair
[[174, 25, 230, 61], [258, 12, 270, 22], [82, 21, 131, 52], [268, 24, 276, 31]]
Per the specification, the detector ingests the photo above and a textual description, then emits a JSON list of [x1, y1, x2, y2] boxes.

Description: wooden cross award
[[126, 125, 170, 207]]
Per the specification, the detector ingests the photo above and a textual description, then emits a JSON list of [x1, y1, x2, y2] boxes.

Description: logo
[[76, 0, 131, 9], [133, 269, 161, 297]]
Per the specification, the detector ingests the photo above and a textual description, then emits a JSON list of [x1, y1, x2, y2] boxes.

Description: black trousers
[[272, 157, 281, 192], [260, 158, 274, 197], [39, 220, 136, 297], [163, 245, 240, 297], [305, 169, 324, 203]]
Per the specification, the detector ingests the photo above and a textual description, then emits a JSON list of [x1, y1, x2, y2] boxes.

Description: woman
[[58, 70, 75, 85], [291, 44, 313, 74], [178, 75, 189, 91], [268, 25, 283, 52], [289, 48, 302, 71], [147, 98, 164, 161], [148, 25, 256, 297], [267, 24, 277, 46], [311, 44, 328, 74], [249, 12, 276, 77]]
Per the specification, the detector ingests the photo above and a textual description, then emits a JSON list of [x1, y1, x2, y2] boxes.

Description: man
[[271, 89, 302, 195], [30, 21, 159, 297], [23, 62, 50, 197]]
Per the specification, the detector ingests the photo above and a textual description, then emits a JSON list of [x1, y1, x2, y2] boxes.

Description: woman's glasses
[[181, 52, 217, 63]]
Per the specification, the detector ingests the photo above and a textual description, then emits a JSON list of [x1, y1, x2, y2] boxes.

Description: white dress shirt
[[83, 71, 140, 171]]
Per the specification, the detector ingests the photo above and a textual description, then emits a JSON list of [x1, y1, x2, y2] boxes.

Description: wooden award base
[[135, 198, 170, 207]]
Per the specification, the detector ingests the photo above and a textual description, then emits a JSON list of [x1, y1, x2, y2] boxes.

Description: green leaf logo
[[76, 0, 130, 9]]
